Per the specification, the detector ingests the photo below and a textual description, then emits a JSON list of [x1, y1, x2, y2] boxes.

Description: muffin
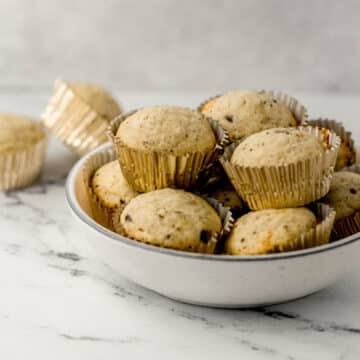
[[225, 204, 335, 255], [116, 188, 223, 253], [220, 126, 340, 209], [0, 113, 46, 190], [42, 79, 122, 156], [83, 149, 137, 230], [323, 169, 360, 239], [308, 118, 356, 171], [209, 188, 245, 219], [198, 90, 307, 141], [108, 106, 227, 192]]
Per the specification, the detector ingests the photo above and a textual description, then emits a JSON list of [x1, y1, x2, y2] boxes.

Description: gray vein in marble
[[252, 308, 360, 336], [48, 264, 88, 277], [45, 250, 82, 262], [59, 334, 143, 344], [233, 337, 295, 360]]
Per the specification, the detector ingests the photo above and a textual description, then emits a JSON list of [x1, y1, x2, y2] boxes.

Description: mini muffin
[[209, 188, 245, 219], [117, 188, 222, 253], [108, 106, 227, 192], [0, 113, 46, 190], [220, 126, 340, 209], [231, 127, 324, 167], [323, 169, 360, 239], [83, 150, 137, 230], [308, 118, 356, 171], [198, 90, 307, 141], [42, 79, 122, 156], [225, 204, 335, 255]]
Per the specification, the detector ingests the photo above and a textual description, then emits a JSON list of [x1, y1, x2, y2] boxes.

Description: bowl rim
[[65, 143, 360, 262]]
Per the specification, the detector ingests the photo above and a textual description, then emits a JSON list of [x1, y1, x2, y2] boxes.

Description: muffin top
[[70, 83, 121, 121], [120, 188, 222, 252], [92, 160, 137, 209], [116, 106, 216, 154], [231, 127, 325, 167], [0, 114, 45, 153], [225, 207, 316, 255], [323, 171, 360, 220], [199, 90, 297, 140]]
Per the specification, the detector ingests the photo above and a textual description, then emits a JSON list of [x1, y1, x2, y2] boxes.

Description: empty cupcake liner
[[331, 165, 360, 240], [82, 147, 122, 231], [112, 196, 234, 254], [198, 90, 308, 128], [107, 110, 229, 193], [308, 118, 356, 170], [42, 79, 119, 156], [220, 126, 341, 210], [0, 123, 47, 191]]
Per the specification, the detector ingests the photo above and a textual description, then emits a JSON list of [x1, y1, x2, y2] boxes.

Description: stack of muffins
[[0, 80, 122, 191], [81, 89, 360, 255]]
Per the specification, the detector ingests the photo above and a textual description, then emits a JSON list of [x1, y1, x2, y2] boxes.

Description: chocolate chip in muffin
[[224, 115, 233, 123], [200, 230, 212, 244], [350, 188, 357, 194], [125, 214, 133, 222]]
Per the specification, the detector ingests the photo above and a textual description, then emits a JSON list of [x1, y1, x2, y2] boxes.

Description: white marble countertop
[[1, 90, 360, 360]]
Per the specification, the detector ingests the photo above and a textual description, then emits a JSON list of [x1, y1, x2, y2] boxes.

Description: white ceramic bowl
[[65, 143, 360, 308]]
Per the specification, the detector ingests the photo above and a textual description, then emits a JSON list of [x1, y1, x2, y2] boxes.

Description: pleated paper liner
[[42, 79, 120, 156], [112, 196, 234, 254], [331, 165, 360, 240], [0, 123, 47, 191], [82, 147, 129, 231], [308, 118, 356, 170], [220, 126, 341, 210], [107, 110, 229, 193], [270, 203, 335, 253], [198, 90, 309, 129]]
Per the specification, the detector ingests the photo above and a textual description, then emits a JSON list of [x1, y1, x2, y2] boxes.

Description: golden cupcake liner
[[198, 90, 308, 126], [0, 124, 47, 191], [82, 147, 120, 231], [220, 126, 341, 210], [107, 110, 229, 193], [42, 79, 119, 156], [308, 118, 356, 170], [275, 203, 335, 253], [112, 196, 234, 254], [331, 165, 360, 240]]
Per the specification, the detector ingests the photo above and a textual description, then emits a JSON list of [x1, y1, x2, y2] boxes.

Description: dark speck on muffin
[[125, 214, 133, 222], [225, 115, 233, 123], [350, 188, 357, 194], [200, 230, 212, 244]]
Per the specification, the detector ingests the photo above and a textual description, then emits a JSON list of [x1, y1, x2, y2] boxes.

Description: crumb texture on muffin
[[210, 189, 242, 209], [231, 127, 325, 167], [116, 106, 216, 154], [0, 114, 44, 153], [70, 83, 121, 120], [92, 160, 137, 209], [120, 188, 221, 251], [323, 171, 360, 220], [200, 90, 296, 140], [225, 208, 316, 255]]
